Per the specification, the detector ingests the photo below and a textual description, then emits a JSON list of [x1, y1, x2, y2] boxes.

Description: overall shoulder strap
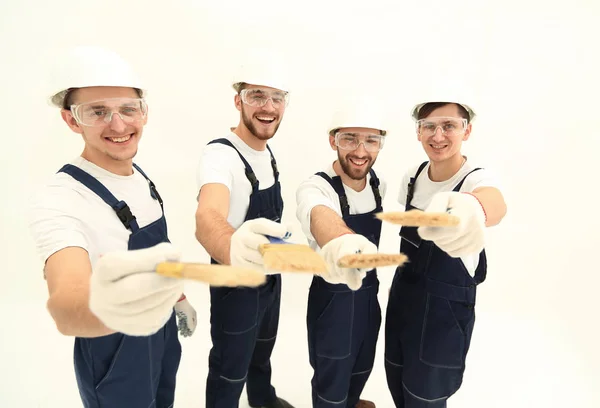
[[368, 168, 382, 210], [453, 167, 483, 192], [406, 161, 429, 207], [315, 172, 350, 217], [265, 144, 279, 182], [208, 138, 259, 190], [57, 164, 139, 231], [132, 163, 163, 208]]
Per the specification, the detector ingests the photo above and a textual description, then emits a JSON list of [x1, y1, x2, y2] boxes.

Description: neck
[[333, 160, 367, 191], [232, 125, 267, 151], [81, 148, 133, 176], [428, 153, 465, 182]]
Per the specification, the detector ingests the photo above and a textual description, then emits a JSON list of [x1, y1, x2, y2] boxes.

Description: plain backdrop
[[1, 0, 599, 407]]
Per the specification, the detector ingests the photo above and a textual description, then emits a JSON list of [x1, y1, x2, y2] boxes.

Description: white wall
[[1, 0, 599, 406]]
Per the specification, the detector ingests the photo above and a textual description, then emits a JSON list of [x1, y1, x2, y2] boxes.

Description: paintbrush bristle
[[262, 251, 329, 274], [337, 253, 408, 268], [375, 209, 460, 227]]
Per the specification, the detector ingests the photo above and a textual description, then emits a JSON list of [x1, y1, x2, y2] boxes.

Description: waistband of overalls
[[425, 277, 476, 305]]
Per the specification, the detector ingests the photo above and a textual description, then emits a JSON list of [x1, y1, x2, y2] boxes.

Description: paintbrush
[[375, 209, 460, 227], [156, 262, 266, 287], [259, 236, 329, 274], [259, 236, 408, 273]]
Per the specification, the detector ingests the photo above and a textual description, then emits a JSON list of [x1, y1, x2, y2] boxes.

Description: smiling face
[[235, 84, 287, 141], [416, 103, 471, 164], [61, 86, 148, 172], [330, 127, 383, 180]]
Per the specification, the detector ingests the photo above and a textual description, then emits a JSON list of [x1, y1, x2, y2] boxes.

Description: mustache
[[347, 155, 371, 160]]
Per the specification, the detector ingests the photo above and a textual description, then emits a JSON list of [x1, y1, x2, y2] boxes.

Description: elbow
[[195, 210, 207, 243], [47, 299, 73, 337]]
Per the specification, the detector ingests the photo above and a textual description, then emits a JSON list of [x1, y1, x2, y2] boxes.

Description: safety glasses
[[334, 132, 385, 152], [416, 116, 467, 138], [70, 97, 148, 127], [240, 88, 289, 108]]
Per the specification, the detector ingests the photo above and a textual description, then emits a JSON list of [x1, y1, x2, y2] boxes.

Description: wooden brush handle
[[156, 262, 266, 287]]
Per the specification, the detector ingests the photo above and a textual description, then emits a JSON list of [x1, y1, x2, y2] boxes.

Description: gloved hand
[[174, 294, 197, 337], [89, 242, 184, 336], [320, 234, 378, 290], [230, 218, 291, 270], [418, 192, 486, 257]]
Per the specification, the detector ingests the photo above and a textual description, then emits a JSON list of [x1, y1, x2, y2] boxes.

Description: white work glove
[[418, 192, 487, 258], [230, 218, 291, 271], [320, 234, 378, 291], [89, 242, 184, 336], [174, 294, 197, 337]]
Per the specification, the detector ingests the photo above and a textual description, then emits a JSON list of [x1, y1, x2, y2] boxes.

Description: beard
[[338, 151, 374, 180], [241, 105, 281, 141]]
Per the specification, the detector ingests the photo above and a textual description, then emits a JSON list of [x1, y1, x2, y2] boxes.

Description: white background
[[1, 0, 599, 406]]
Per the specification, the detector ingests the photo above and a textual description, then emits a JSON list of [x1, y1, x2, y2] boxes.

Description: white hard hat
[[231, 50, 289, 93], [410, 79, 477, 122], [48, 45, 146, 108], [328, 100, 387, 136]]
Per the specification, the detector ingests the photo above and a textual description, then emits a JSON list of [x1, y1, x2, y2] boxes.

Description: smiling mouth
[[256, 115, 276, 124], [431, 144, 448, 150], [349, 157, 368, 166], [105, 134, 132, 143]]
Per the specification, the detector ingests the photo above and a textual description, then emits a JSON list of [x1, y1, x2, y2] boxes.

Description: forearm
[[47, 287, 115, 338], [310, 205, 354, 248], [470, 187, 507, 227], [195, 209, 235, 264]]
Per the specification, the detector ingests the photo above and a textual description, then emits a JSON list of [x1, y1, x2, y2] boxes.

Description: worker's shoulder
[[296, 166, 337, 193], [199, 135, 246, 162], [28, 171, 89, 211]]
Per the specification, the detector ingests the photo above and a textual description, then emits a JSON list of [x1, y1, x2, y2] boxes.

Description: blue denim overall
[[59, 163, 181, 408], [306, 169, 383, 407], [204, 138, 284, 408], [384, 161, 487, 407]]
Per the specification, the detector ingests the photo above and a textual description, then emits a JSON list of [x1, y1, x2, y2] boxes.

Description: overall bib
[[58, 163, 181, 408], [306, 169, 383, 407], [384, 161, 487, 407], [205, 138, 284, 408]]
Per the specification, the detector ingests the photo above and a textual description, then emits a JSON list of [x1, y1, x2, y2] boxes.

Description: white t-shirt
[[397, 158, 501, 276], [196, 132, 277, 229], [28, 157, 164, 270], [295, 162, 387, 251]]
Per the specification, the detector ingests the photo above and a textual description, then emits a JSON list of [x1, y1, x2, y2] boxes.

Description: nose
[[431, 127, 445, 142], [107, 112, 127, 133], [261, 98, 277, 112], [353, 142, 369, 156]]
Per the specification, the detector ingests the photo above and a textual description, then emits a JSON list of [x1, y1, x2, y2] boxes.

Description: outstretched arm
[[469, 186, 507, 227]]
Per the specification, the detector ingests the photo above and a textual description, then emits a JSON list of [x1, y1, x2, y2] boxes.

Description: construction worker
[[384, 88, 507, 407], [194, 55, 295, 408], [295, 101, 388, 408], [28, 45, 196, 408]]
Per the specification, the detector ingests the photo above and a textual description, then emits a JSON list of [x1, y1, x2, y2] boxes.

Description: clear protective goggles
[[334, 132, 385, 153], [70, 97, 148, 127], [416, 116, 467, 138], [240, 88, 289, 108]]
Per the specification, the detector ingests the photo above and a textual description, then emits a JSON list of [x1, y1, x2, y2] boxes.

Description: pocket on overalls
[[219, 288, 259, 335], [314, 291, 354, 359], [93, 335, 157, 407], [419, 294, 467, 369], [90, 333, 127, 388]]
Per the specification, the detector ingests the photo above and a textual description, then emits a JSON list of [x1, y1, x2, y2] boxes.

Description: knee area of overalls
[[403, 382, 450, 406], [315, 389, 349, 407]]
